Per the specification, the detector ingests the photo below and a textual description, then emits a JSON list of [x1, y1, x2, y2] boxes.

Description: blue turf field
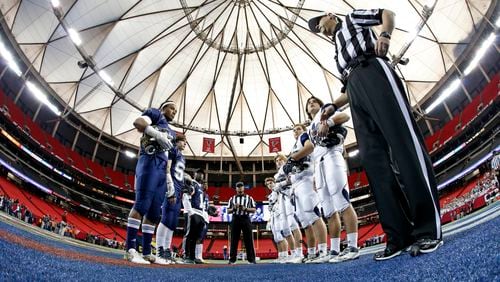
[[0, 204, 498, 281]]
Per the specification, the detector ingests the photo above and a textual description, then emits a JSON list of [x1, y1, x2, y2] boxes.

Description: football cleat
[[285, 255, 303, 264], [329, 246, 359, 263], [306, 252, 330, 264], [125, 249, 150, 264], [143, 254, 170, 265]]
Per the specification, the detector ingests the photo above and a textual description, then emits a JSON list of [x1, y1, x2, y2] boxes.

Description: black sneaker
[[228, 261, 236, 265], [180, 258, 195, 264], [416, 239, 443, 254], [158, 246, 165, 259], [329, 250, 339, 257], [194, 258, 205, 264], [373, 245, 403, 261], [164, 248, 172, 259], [164, 248, 178, 264]]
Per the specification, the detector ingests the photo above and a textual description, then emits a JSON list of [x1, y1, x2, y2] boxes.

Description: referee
[[308, 8, 442, 260], [227, 182, 257, 264]]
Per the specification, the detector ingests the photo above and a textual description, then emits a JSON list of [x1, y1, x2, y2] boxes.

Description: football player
[[285, 124, 329, 263], [306, 96, 359, 263], [264, 177, 289, 263], [156, 134, 187, 264], [195, 174, 209, 264], [273, 155, 304, 263], [181, 174, 208, 264], [125, 101, 176, 264]]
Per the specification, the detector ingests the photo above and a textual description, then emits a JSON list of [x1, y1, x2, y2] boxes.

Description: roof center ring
[[179, 0, 305, 54]]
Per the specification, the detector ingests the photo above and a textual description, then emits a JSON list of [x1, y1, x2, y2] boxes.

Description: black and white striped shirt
[[228, 194, 256, 217], [333, 9, 383, 77]]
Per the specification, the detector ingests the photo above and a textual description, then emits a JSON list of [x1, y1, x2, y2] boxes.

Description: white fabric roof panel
[[0, 0, 493, 157]]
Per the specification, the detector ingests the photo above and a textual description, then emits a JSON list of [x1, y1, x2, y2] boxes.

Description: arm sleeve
[[300, 133, 310, 146], [182, 193, 192, 214], [321, 103, 334, 111], [227, 197, 233, 209], [348, 9, 383, 27]]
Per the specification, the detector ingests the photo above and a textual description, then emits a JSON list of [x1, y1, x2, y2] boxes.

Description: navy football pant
[[133, 155, 167, 223]]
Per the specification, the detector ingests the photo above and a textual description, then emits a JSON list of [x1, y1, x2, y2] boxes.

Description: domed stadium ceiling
[[0, 0, 493, 158]]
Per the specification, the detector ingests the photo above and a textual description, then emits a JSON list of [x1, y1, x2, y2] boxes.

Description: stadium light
[[98, 70, 115, 87], [67, 28, 82, 46], [26, 81, 61, 116], [425, 78, 461, 113], [124, 150, 136, 158], [51, 0, 60, 7], [348, 149, 359, 158], [464, 33, 495, 75], [0, 41, 22, 76]]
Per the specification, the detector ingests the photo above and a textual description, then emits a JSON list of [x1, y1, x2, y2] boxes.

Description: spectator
[[223, 245, 228, 260]]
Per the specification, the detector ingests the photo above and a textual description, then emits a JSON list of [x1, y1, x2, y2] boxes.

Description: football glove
[[282, 158, 298, 175], [144, 125, 173, 150], [207, 205, 219, 217], [166, 174, 175, 198]]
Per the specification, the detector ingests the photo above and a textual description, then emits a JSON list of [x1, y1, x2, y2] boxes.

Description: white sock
[[318, 243, 327, 255], [295, 248, 303, 257], [165, 228, 174, 250], [156, 222, 167, 252], [196, 244, 203, 259], [330, 237, 340, 253], [307, 247, 316, 256], [347, 232, 358, 248]]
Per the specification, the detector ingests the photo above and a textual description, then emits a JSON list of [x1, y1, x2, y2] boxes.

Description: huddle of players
[[264, 96, 360, 264], [124, 101, 214, 265], [125, 96, 358, 265]]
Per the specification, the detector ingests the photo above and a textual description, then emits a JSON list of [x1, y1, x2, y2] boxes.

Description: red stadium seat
[[359, 171, 369, 187], [348, 172, 359, 189], [246, 186, 268, 202], [217, 187, 235, 202], [66, 149, 87, 173], [439, 114, 461, 146], [83, 158, 107, 182], [3, 96, 25, 127], [481, 74, 499, 106], [105, 167, 127, 189], [425, 130, 441, 152]]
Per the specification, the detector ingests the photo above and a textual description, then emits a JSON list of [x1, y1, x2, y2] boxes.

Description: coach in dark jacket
[[227, 182, 257, 264]]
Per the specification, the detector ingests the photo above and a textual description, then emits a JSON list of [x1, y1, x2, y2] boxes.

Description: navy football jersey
[[169, 146, 186, 193], [139, 108, 176, 161], [190, 180, 203, 211]]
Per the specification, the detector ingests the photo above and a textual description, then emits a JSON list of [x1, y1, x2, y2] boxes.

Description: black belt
[[342, 54, 384, 80]]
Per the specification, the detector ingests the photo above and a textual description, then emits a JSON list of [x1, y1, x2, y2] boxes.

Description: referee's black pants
[[346, 57, 442, 250], [229, 215, 255, 263]]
